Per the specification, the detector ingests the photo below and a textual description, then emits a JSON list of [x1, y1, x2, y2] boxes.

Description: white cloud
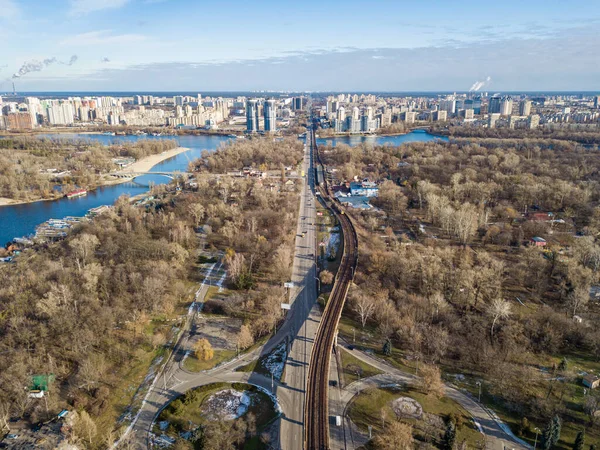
[[69, 0, 129, 15], [0, 0, 19, 18], [60, 30, 147, 46]]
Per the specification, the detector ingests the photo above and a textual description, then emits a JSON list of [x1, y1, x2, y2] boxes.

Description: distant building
[[402, 111, 416, 124], [489, 96, 502, 114], [434, 110, 447, 121], [293, 97, 304, 111], [500, 97, 513, 115], [488, 113, 501, 128], [439, 99, 456, 115], [519, 99, 532, 116], [2, 112, 34, 130], [528, 114, 540, 129], [46, 103, 75, 125], [174, 96, 184, 106], [264, 99, 276, 132], [246, 99, 259, 132]]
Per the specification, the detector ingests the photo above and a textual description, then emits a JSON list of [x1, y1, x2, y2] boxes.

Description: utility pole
[[476, 381, 482, 403], [533, 427, 540, 449]]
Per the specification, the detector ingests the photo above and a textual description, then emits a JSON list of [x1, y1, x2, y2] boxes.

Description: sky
[[0, 0, 599, 92]]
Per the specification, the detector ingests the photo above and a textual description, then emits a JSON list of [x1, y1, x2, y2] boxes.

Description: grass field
[[183, 348, 236, 372], [339, 347, 383, 385], [348, 386, 484, 448]]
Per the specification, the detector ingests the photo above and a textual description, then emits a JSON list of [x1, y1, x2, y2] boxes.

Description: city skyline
[[1, 0, 600, 91]]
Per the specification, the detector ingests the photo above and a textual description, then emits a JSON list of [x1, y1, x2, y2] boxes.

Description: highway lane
[[280, 131, 320, 450]]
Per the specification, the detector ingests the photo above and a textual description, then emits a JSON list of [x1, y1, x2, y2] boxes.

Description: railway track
[[305, 125, 359, 450]]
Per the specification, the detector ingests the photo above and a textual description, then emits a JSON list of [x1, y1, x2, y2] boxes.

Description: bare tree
[[418, 363, 445, 398], [237, 324, 254, 350], [488, 298, 512, 341], [351, 292, 376, 328], [372, 421, 414, 449]]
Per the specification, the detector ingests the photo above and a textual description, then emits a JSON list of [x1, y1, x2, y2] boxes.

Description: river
[[316, 129, 448, 147], [0, 130, 445, 245]]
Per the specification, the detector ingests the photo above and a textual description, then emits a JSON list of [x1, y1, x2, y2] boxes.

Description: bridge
[[110, 171, 193, 180]]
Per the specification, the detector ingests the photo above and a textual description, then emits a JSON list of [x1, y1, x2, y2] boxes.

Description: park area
[[153, 382, 280, 449], [348, 385, 484, 449]]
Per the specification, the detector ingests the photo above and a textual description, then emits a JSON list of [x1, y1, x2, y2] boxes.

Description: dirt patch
[[391, 396, 423, 420], [189, 316, 242, 352], [201, 389, 251, 421]]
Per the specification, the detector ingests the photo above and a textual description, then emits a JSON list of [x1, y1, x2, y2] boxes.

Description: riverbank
[[117, 146, 190, 173], [0, 147, 191, 207]]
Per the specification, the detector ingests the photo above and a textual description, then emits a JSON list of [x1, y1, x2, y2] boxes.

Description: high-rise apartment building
[[439, 99, 456, 115], [264, 99, 277, 132], [293, 97, 304, 111], [489, 96, 502, 114], [519, 99, 532, 116], [500, 97, 513, 115], [528, 114, 540, 129], [488, 113, 501, 128], [246, 99, 259, 132]]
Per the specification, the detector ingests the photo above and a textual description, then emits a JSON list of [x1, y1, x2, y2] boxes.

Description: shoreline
[[116, 146, 190, 173], [0, 146, 191, 207]]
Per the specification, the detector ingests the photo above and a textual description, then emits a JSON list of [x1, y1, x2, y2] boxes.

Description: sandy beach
[[116, 147, 190, 173], [0, 147, 191, 207]]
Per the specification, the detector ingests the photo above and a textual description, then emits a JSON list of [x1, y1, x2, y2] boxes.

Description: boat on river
[[65, 189, 87, 199]]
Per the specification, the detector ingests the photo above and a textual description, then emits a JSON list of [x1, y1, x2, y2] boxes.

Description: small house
[[529, 212, 553, 222], [349, 180, 379, 198], [530, 237, 547, 247], [583, 375, 600, 389]]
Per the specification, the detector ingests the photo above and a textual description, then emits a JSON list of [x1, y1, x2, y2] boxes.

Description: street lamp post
[[476, 381, 482, 403], [315, 276, 321, 293], [534, 427, 541, 449]]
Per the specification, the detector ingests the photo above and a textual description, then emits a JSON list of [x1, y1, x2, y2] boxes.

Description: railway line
[[305, 125, 359, 450]]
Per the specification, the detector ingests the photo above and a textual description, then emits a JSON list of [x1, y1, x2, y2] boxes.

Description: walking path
[[330, 343, 530, 450]]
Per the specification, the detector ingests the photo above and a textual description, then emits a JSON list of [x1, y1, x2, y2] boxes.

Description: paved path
[[332, 344, 530, 450]]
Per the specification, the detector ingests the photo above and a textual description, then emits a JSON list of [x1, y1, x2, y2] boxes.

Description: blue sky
[[1, 0, 599, 91]]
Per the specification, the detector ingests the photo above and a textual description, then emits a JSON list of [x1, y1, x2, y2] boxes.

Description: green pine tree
[[551, 415, 562, 447], [573, 431, 585, 450], [558, 357, 569, 372], [382, 338, 392, 356], [441, 420, 456, 450], [541, 417, 555, 450]]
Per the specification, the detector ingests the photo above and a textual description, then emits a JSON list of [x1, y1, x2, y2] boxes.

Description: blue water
[[0, 130, 442, 245], [0, 134, 230, 246], [316, 129, 448, 147]]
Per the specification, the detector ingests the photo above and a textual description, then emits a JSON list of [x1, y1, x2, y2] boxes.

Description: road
[[122, 132, 320, 450], [279, 131, 320, 450]]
